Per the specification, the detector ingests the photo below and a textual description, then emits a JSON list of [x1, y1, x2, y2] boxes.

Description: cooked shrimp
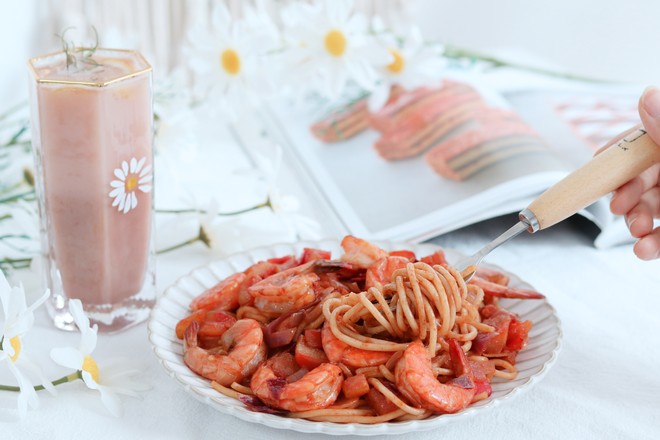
[[321, 323, 392, 368], [469, 276, 544, 299], [395, 340, 475, 414], [365, 256, 410, 290], [184, 319, 267, 387], [251, 360, 344, 412], [176, 309, 236, 341], [190, 272, 246, 312], [340, 235, 388, 269], [248, 261, 320, 315]]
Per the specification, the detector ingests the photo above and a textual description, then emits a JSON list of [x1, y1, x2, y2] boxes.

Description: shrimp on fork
[[184, 318, 267, 387]]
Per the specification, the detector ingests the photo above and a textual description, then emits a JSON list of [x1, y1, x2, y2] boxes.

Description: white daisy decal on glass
[[108, 157, 153, 214]]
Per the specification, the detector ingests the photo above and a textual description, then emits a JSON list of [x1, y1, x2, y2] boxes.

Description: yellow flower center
[[324, 29, 347, 57], [125, 175, 138, 192], [9, 336, 21, 362], [387, 49, 405, 73], [82, 355, 100, 383], [220, 49, 241, 75]]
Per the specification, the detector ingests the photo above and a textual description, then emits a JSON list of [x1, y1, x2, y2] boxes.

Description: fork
[[457, 128, 660, 282]]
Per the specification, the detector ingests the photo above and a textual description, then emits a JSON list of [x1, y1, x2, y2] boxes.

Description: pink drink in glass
[[28, 49, 155, 332]]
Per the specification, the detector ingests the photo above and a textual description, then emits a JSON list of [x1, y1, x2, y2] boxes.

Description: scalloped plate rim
[[147, 239, 563, 436]]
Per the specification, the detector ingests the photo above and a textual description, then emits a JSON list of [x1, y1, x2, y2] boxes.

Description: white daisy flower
[[0, 271, 53, 419], [186, 2, 280, 120], [50, 299, 148, 417], [280, 0, 392, 99], [252, 148, 322, 241], [201, 212, 298, 257], [108, 157, 153, 214], [367, 25, 447, 111]]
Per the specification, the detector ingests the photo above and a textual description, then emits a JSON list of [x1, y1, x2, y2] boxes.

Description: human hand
[[609, 87, 660, 260]]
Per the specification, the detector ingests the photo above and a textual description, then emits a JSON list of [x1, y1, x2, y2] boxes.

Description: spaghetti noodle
[[177, 236, 543, 423]]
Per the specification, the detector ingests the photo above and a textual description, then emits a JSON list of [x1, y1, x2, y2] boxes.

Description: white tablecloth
[[4, 213, 659, 440]]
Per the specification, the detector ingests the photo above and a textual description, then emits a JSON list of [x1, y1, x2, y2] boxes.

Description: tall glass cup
[[28, 49, 155, 332]]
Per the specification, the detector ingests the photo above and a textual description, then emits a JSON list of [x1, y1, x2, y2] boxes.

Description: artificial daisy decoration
[[50, 299, 148, 417], [281, 0, 392, 99], [186, 2, 279, 119], [367, 25, 447, 111], [251, 148, 322, 240], [109, 157, 153, 214], [0, 271, 53, 419]]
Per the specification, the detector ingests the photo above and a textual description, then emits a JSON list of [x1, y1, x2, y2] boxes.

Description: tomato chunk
[[420, 250, 448, 266], [342, 374, 370, 399], [304, 329, 323, 349], [366, 386, 399, 415], [506, 318, 532, 351], [295, 335, 329, 370]]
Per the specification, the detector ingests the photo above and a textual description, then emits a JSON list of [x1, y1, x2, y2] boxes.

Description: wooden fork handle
[[522, 128, 660, 232]]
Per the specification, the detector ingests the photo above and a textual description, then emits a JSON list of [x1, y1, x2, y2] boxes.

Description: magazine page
[[264, 79, 571, 242]]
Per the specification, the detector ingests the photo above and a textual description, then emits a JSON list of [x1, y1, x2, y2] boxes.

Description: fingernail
[[626, 214, 637, 230], [642, 86, 660, 118]]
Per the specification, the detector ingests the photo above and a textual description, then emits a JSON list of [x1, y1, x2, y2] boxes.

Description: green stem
[[156, 236, 200, 254], [156, 199, 270, 217], [0, 371, 81, 392], [0, 234, 31, 241], [0, 257, 33, 269], [442, 45, 617, 83], [0, 189, 35, 203], [5, 125, 28, 146]]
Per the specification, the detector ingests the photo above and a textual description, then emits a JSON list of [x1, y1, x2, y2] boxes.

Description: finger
[[626, 207, 653, 239], [610, 164, 660, 215], [633, 227, 660, 260], [594, 124, 641, 156], [639, 86, 660, 146]]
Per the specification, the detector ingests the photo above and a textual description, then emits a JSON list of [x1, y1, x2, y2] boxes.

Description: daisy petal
[[50, 347, 84, 370], [138, 174, 153, 184], [99, 386, 123, 417], [113, 193, 125, 209], [135, 157, 146, 173], [138, 185, 152, 193], [109, 187, 124, 198], [79, 324, 98, 356], [139, 164, 152, 178], [129, 157, 138, 173], [19, 353, 57, 396], [110, 180, 124, 188], [367, 83, 391, 112], [130, 192, 138, 210], [114, 169, 126, 181], [7, 362, 39, 419], [82, 370, 99, 389], [118, 194, 127, 212], [121, 161, 129, 176], [69, 299, 90, 331]]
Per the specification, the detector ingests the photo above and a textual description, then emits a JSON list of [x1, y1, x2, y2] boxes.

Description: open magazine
[[254, 74, 642, 248]]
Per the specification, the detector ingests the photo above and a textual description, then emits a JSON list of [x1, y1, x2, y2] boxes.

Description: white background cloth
[[3, 215, 660, 440]]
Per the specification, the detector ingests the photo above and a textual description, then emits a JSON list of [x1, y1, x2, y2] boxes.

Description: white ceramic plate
[[147, 239, 562, 436]]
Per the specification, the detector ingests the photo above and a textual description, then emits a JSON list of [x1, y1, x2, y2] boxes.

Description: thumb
[[639, 86, 660, 145]]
